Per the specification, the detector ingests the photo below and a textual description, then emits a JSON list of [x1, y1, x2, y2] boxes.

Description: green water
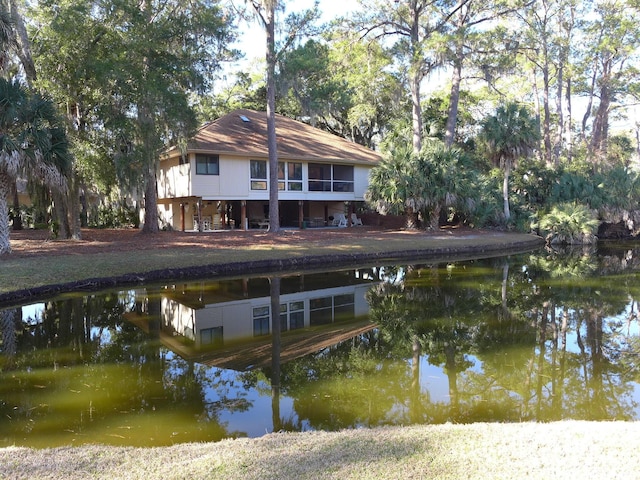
[[2, 245, 640, 448]]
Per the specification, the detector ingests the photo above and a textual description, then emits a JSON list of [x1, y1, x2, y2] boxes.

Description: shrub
[[536, 203, 599, 245]]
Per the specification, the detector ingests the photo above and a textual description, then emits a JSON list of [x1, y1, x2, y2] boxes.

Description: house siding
[[161, 283, 373, 348], [158, 156, 191, 200], [164, 156, 372, 202]]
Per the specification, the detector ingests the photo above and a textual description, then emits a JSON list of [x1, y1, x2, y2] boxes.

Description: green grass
[[2, 422, 639, 479]]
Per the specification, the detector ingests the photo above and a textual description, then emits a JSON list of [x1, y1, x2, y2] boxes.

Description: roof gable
[[170, 109, 381, 166]]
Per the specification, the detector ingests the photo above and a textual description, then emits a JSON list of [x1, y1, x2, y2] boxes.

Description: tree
[[30, 0, 236, 233], [442, 0, 529, 149], [246, 0, 320, 232], [276, 32, 403, 149], [479, 102, 540, 222], [250, 0, 281, 232], [578, 1, 640, 163], [351, 0, 471, 154], [0, 78, 70, 254], [366, 139, 478, 228]]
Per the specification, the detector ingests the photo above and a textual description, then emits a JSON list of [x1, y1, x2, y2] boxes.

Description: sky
[[227, 0, 361, 72]]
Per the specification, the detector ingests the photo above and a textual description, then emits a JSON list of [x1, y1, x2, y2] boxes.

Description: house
[[157, 109, 382, 230], [125, 269, 379, 371]]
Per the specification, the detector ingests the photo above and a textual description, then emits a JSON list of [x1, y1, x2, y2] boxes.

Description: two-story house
[[157, 109, 382, 230]]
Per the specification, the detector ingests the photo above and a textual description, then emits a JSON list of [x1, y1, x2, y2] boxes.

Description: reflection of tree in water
[[270, 251, 640, 431], [0, 307, 19, 368], [476, 250, 640, 422], [0, 292, 239, 446]]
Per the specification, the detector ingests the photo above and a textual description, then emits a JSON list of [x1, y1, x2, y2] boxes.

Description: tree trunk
[[410, 335, 421, 422], [139, 0, 159, 234], [566, 79, 573, 162], [429, 204, 441, 230], [0, 308, 17, 363], [410, 70, 423, 155], [265, 2, 280, 233], [0, 170, 13, 254], [542, 60, 552, 165], [52, 189, 70, 239], [589, 61, 611, 163], [444, 342, 459, 418], [503, 161, 511, 221], [68, 174, 82, 239], [444, 54, 462, 149], [9, 0, 37, 85], [270, 276, 282, 431], [405, 205, 418, 229], [11, 179, 22, 230], [142, 163, 159, 233]]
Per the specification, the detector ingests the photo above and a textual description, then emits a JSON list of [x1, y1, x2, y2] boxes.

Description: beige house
[[157, 109, 382, 230], [126, 269, 378, 371]]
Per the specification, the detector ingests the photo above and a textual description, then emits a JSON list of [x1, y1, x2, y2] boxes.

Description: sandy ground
[[6, 225, 494, 258]]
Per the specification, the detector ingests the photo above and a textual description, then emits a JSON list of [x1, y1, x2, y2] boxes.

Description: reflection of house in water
[[127, 269, 378, 370]]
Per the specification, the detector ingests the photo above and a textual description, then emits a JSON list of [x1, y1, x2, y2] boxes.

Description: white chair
[[332, 213, 347, 227], [351, 213, 363, 226]]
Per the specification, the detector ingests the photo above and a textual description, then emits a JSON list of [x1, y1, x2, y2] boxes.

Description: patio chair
[[351, 213, 363, 226], [332, 213, 348, 227]]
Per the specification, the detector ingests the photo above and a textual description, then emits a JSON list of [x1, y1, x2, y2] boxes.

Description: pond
[[2, 244, 640, 448]]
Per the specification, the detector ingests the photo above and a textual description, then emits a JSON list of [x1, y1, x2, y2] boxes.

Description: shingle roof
[[166, 109, 382, 166]]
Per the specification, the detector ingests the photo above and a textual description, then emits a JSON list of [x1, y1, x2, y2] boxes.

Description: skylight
[[239, 114, 250, 122]]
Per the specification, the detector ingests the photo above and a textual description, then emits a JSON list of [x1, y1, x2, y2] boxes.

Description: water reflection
[[1, 248, 640, 448]]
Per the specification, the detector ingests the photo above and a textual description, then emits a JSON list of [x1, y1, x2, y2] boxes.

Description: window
[[278, 162, 303, 191], [200, 327, 223, 347], [310, 294, 355, 326], [280, 301, 305, 331], [280, 304, 289, 332], [333, 165, 354, 192], [253, 305, 270, 336], [308, 163, 353, 192], [250, 160, 267, 190], [287, 162, 303, 191], [195, 154, 219, 175], [278, 162, 285, 191], [308, 163, 332, 192], [288, 301, 305, 330]]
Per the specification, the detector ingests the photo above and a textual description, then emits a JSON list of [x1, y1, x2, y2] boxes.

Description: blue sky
[[229, 0, 360, 69]]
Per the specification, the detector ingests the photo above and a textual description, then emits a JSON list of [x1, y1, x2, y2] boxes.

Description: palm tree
[[479, 102, 540, 221], [0, 78, 70, 254], [365, 144, 419, 228], [415, 143, 475, 229]]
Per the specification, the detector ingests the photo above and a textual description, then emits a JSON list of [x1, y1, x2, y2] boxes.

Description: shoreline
[[0, 229, 543, 307]]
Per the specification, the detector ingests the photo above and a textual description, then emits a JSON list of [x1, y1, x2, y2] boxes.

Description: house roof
[[166, 108, 382, 166]]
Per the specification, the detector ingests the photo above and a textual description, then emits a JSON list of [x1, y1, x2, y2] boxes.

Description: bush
[[536, 203, 599, 245], [88, 203, 138, 228]]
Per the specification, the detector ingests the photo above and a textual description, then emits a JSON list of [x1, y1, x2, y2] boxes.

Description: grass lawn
[[2, 421, 639, 479]]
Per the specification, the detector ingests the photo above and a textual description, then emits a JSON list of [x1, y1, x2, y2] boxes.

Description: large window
[[278, 162, 303, 191], [253, 306, 270, 336], [333, 165, 355, 192], [196, 154, 219, 175], [281, 301, 305, 331], [309, 293, 354, 326], [250, 160, 267, 190], [308, 163, 353, 192], [200, 327, 223, 347]]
